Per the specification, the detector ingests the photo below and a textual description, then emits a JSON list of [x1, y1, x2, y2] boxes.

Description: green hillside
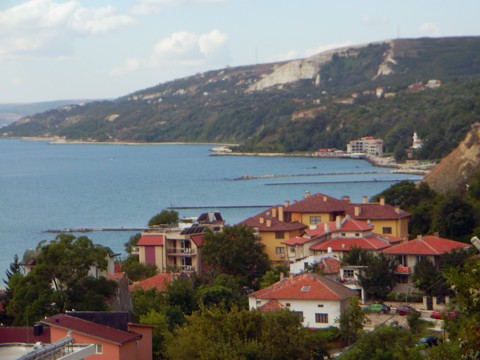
[[3, 37, 480, 160]]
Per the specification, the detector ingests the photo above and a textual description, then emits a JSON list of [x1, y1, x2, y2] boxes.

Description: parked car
[[416, 336, 438, 347], [395, 305, 420, 316], [430, 310, 457, 319], [363, 304, 391, 314]]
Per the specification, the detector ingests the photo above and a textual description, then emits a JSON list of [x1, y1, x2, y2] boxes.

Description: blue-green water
[[0, 138, 420, 282]]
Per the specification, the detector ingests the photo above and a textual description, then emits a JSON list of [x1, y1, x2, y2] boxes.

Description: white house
[[248, 273, 358, 329]]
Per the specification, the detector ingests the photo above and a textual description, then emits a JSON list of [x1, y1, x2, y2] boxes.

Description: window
[[289, 247, 295, 253], [275, 231, 285, 239], [343, 269, 354, 278], [285, 303, 291, 307], [309, 216, 321, 225], [416, 255, 426, 263], [95, 344, 103, 354], [317, 304, 324, 308], [315, 313, 328, 323], [275, 247, 285, 254], [382, 227, 392, 234], [292, 311, 304, 321], [341, 232, 346, 236], [396, 274, 409, 284], [398, 255, 408, 266], [355, 233, 360, 237], [256, 300, 261, 305]]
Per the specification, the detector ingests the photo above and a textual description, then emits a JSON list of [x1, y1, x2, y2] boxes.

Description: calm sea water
[[0, 138, 420, 283]]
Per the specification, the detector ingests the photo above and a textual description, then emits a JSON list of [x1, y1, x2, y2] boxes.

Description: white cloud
[[419, 22, 441, 37], [305, 42, 354, 57], [0, 0, 134, 58], [111, 29, 230, 77], [131, 0, 225, 15]]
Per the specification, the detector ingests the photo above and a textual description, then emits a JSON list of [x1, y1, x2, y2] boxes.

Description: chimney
[[394, 205, 401, 214], [278, 206, 284, 222], [266, 219, 271, 227], [285, 200, 290, 208], [417, 234, 423, 240], [323, 195, 327, 201], [336, 216, 341, 229], [280, 272, 285, 281], [259, 217, 264, 224], [354, 206, 361, 217], [324, 222, 330, 231], [363, 196, 368, 204], [379, 196, 385, 206], [305, 191, 311, 198], [289, 273, 294, 280], [272, 207, 277, 218], [342, 195, 350, 203]]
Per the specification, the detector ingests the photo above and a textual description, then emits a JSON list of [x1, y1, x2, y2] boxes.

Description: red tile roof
[[318, 257, 341, 274], [190, 234, 204, 247], [137, 234, 164, 246], [310, 235, 392, 252], [0, 327, 51, 344], [258, 299, 286, 313], [250, 273, 357, 301], [283, 192, 411, 220], [240, 207, 307, 232], [42, 314, 141, 345], [383, 235, 470, 255], [285, 193, 349, 213], [128, 273, 175, 292], [282, 235, 312, 246]]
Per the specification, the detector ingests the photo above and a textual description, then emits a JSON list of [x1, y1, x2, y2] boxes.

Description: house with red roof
[[128, 272, 177, 292], [283, 215, 401, 262], [136, 212, 224, 275], [282, 192, 411, 238], [248, 273, 357, 328], [41, 312, 152, 360], [383, 234, 470, 293]]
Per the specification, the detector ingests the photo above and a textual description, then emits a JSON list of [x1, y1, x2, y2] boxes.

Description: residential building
[[248, 273, 358, 328], [383, 234, 470, 293], [42, 312, 152, 360], [346, 136, 383, 156], [283, 192, 411, 238], [239, 205, 307, 262], [137, 212, 224, 274], [283, 215, 401, 262]]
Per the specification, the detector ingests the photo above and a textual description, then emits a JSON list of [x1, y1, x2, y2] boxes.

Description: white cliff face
[[374, 42, 397, 78], [246, 45, 372, 92]]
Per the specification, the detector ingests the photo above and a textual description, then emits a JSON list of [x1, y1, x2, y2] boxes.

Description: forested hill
[[3, 36, 480, 160]]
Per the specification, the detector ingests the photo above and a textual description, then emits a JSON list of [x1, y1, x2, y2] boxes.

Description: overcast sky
[[1, 0, 479, 103]]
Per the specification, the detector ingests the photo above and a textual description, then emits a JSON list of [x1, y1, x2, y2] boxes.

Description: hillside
[[3, 36, 480, 160], [424, 124, 480, 194]]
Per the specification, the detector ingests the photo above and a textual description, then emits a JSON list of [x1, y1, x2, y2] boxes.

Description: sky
[[1, 0, 479, 103]]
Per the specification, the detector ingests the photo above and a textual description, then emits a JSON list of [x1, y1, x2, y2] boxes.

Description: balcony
[[166, 248, 196, 256], [395, 265, 411, 274], [164, 265, 196, 272]]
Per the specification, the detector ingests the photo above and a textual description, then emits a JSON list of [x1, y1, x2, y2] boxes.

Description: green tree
[[337, 297, 366, 345], [148, 210, 179, 227], [339, 325, 421, 360], [412, 258, 440, 295], [202, 225, 270, 286], [433, 195, 476, 241], [358, 253, 397, 300], [120, 255, 157, 282], [124, 233, 141, 254], [6, 234, 117, 324], [140, 310, 170, 360]]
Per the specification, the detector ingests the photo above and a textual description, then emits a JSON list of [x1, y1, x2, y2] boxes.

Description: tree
[[339, 325, 421, 360], [120, 255, 157, 282], [124, 233, 141, 254], [148, 209, 179, 227], [412, 258, 440, 295], [337, 297, 366, 345], [201, 225, 270, 286], [6, 234, 117, 324], [140, 310, 169, 360], [433, 195, 476, 241], [358, 253, 397, 300]]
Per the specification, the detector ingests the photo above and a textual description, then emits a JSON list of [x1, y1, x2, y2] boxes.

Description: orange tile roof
[[310, 235, 391, 252], [383, 235, 470, 255], [282, 235, 312, 246], [346, 203, 411, 220], [318, 257, 341, 274], [42, 314, 141, 345], [240, 207, 307, 232], [258, 299, 286, 313], [285, 193, 348, 213], [250, 273, 357, 300], [128, 273, 175, 292], [137, 234, 164, 246]]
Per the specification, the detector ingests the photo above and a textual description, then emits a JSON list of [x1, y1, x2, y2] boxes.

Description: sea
[[0, 138, 421, 284]]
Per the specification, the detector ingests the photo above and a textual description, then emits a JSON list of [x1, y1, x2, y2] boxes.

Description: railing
[[165, 265, 196, 272], [166, 248, 196, 254]]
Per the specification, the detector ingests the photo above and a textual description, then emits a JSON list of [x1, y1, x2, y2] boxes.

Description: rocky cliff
[[424, 125, 480, 194]]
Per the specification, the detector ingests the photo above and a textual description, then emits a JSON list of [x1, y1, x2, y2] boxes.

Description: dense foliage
[[4, 37, 480, 161]]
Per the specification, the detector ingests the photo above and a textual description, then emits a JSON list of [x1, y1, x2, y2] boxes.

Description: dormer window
[[301, 285, 311, 292]]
